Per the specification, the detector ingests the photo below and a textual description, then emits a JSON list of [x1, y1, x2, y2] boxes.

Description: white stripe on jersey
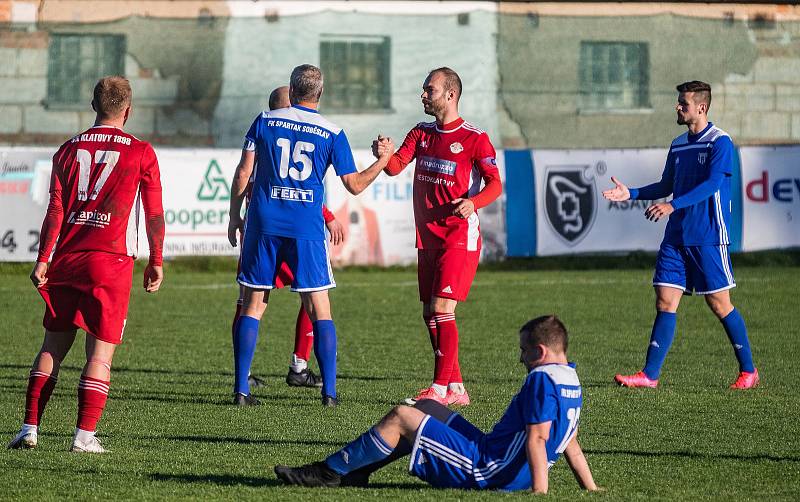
[[419, 437, 474, 470], [670, 143, 710, 153], [434, 122, 464, 134], [125, 186, 141, 258], [462, 122, 485, 135], [714, 191, 729, 244]]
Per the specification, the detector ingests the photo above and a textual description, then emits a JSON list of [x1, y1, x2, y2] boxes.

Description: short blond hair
[[93, 76, 131, 118]]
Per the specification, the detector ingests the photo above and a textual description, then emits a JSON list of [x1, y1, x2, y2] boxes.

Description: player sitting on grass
[[275, 315, 599, 494]]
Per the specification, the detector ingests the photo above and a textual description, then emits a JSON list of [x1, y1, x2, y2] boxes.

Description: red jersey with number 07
[[38, 125, 163, 264], [390, 118, 500, 250]]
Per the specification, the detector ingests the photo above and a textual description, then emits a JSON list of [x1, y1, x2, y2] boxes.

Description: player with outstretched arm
[[603, 81, 758, 390]]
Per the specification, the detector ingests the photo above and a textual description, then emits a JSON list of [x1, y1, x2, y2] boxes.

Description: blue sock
[[313, 320, 337, 398], [721, 308, 755, 373], [325, 427, 394, 475], [642, 311, 677, 380], [233, 316, 260, 395]]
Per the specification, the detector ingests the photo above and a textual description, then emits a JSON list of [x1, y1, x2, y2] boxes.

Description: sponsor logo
[[544, 166, 597, 246], [418, 156, 456, 176], [560, 388, 582, 399], [67, 209, 112, 228], [698, 152, 707, 165], [197, 160, 230, 201], [441, 285, 453, 294], [271, 185, 313, 202], [420, 140, 428, 148], [746, 170, 800, 203], [450, 142, 463, 154]]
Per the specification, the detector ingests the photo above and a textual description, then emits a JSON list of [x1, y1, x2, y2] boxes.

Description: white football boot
[[7, 429, 37, 450], [70, 434, 108, 454]]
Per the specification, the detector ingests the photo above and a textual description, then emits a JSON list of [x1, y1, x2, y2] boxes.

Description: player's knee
[[656, 297, 680, 312], [705, 295, 733, 319]]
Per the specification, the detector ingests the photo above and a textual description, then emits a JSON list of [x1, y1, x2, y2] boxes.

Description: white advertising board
[[324, 151, 506, 266], [533, 149, 669, 256], [739, 146, 800, 251]]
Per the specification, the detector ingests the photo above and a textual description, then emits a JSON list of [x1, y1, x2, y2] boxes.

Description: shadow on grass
[[150, 472, 281, 487], [134, 434, 341, 447], [587, 448, 800, 463]]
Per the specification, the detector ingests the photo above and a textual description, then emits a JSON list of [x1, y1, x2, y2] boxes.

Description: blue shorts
[[409, 414, 483, 489], [653, 243, 735, 295], [237, 232, 335, 292]]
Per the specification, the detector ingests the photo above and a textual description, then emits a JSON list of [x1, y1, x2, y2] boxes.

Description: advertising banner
[[0, 148, 55, 262], [739, 146, 800, 251], [533, 149, 669, 256], [325, 151, 507, 266]]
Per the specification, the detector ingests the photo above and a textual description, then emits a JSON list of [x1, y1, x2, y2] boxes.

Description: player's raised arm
[[525, 422, 552, 494], [140, 145, 165, 293], [228, 148, 255, 247], [563, 433, 600, 491], [340, 137, 394, 195]]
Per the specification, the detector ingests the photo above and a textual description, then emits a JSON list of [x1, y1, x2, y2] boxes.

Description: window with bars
[[319, 35, 391, 112], [579, 41, 649, 111], [47, 34, 126, 105]]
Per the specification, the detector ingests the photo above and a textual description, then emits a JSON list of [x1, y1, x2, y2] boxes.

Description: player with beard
[[373, 68, 502, 406], [603, 81, 758, 390]]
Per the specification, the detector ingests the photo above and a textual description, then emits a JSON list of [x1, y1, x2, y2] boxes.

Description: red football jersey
[[38, 125, 163, 263], [392, 118, 500, 250]]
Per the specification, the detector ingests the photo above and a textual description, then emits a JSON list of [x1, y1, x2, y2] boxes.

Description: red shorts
[[417, 248, 480, 303], [38, 251, 134, 344]]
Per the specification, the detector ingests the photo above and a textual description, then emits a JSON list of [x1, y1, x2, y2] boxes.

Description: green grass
[[1, 262, 799, 500]]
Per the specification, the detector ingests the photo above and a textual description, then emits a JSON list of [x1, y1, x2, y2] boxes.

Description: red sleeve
[[140, 145, 165, 266], [469, 133, 502, 210], [384, 127, 419, 176], [36, 152, 65, 263], [321, 204, 335, 223]]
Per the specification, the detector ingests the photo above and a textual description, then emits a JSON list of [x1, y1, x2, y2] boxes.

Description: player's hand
[[451, 198, 475, 219], [30, 262, 48, 288], [228, 214, 243, 247], [602, 176, 631, 202], [371, 136, 382, 158], [376, 136, 394, 158], [326, 218, 345, 246], [143, 264, 163, 293], [645, 202, 674, 222]]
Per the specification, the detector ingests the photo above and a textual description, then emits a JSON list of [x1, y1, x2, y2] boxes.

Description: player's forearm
[[383, 153, 406, 176], [36, 192, 64, 263], [141, 188, 165, 266], [469, 175, 502, 209], [229, 171, 250, 219], [526, 437, 550, 494], [322, 204, 335, 223], [669, 171, 725, 210], [564, 437, 598, 491], [630, 180, 672, 201], [346, 157, 389, 195]]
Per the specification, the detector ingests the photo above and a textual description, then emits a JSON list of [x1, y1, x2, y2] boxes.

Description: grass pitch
[[1, 262, 798, 501]]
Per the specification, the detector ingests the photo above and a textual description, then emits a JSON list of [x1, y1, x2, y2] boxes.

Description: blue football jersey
[[243, 105, 357, 240], [475, 363, 583, 491], [660, 123, 735, 246]]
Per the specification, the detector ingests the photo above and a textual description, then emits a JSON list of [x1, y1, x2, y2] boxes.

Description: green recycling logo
[[197, 159, 230, 201]]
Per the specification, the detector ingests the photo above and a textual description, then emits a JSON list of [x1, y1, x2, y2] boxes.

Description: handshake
[[371, 135, 396, 159]]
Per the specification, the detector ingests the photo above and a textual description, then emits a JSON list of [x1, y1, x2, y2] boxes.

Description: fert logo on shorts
[[544, 165, 597, 246], [271, 185, 313, 202]]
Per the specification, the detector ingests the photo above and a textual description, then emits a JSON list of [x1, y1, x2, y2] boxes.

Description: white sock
[[21, 424, 37, 436], [74, 428, 95, 443], [290, 354, 308, 373], [448, 382, 465, 394], [431, 383, 448, 397]]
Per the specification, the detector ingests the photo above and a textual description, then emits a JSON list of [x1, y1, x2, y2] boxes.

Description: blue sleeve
[[522, 373, 558, 425], [630, 152, 674, 200], [330, 131, 357, 176], [670, 137, 733, 210]]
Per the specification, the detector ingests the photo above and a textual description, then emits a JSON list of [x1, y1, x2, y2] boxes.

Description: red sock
[[24, 371, 58, 426], [77, 376, 110, 432], [423, 314, 438, 353], [232, 302, 242, 347], [293, 305, 314, 361], [450, 360, 463, 385], [433, 313, 458, 386]]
